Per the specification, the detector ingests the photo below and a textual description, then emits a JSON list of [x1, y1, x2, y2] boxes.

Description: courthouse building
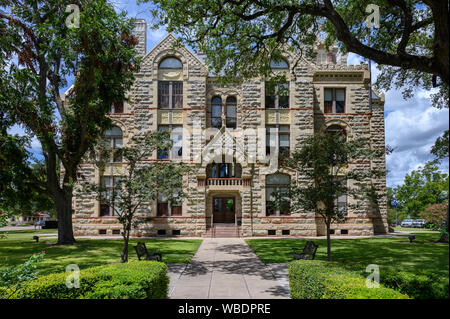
[[71, 19, 388, 237]]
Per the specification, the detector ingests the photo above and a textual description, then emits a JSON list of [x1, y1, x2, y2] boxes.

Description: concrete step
[[204, 225, 242, 238]]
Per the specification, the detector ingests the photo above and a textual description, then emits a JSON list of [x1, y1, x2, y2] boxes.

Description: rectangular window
[[157, 192, 182, 216], [157, 125, 182, 159], [99, 176, 121, 216], [266, 125, 290, 156], [158, 81, 170, 109], [265, 82, 289, 109], [324, 88, 345, 113], [109, 101, 124, 114], [158, 81, 183, 109]]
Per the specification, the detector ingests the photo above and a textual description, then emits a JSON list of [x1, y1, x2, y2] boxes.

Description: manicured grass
[[0, 229, 202, 275], [246, 232, 449, 281]]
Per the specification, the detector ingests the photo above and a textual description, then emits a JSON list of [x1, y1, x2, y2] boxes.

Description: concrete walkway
[[169, 238, 289, 299]]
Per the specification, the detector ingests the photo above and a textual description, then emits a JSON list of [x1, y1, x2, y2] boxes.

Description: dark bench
[[134, 242, 162, 262], [291, 241, 318, 260]]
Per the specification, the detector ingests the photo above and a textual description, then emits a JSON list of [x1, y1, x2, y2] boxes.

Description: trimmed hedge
[[381, 270, 449, 299], [4, 261, 169, 299], [289, 260, 409, 299]]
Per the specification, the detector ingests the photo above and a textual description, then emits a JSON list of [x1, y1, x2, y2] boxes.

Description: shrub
[[7, 261, 169, 299], [289, 260, 409, 299], [381, 270, 449, 299]]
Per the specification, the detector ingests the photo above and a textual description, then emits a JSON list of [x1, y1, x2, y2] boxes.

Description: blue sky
[[7, 1, 449, 188]]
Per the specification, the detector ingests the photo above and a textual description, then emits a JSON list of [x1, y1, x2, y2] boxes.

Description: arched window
[[158, 57, 183, 109], [270, 58, 289, 69], [266, 59, 289, 109], [266, 173, 290, 216], [104, 126, 123, 162], [158, 57, 183, 69], [226, 96, 237, 129], [211, 96, 222, 128]]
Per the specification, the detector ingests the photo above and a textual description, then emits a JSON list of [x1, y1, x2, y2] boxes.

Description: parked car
[[400, 219, 413, 228], [412, 219, 426, 228]]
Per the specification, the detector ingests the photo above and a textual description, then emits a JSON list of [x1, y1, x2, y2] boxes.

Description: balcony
[[198, 178, 251, 188]]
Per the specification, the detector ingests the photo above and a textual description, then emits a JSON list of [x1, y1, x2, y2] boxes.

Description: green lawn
[[0, 229, 202, 275], [246, 232, 449, 281]]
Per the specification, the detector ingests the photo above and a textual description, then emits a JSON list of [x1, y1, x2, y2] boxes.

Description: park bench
[[291, 241, 318, 260], [134, 242, 162, 262]]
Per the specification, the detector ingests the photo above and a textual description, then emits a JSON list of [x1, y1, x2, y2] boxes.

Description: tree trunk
[[54, 190, 76, 245], [121, 222, 131, 263], [326, 219, 332, 261]]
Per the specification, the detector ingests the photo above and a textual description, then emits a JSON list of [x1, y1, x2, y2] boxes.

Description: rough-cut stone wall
[[72, 20, 388, 237]]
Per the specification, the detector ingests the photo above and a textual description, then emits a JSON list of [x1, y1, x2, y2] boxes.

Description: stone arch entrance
[[206, 191, 242, 225]]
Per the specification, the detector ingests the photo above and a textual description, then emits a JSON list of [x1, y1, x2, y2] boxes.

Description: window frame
[[266, 124, 290, 156], [324, 88, 346, 114], [157, 192, 182, 216], [104, 126, 123, 163], [265, 174, 291, 216], [225, 96, 237, 129], [158, 81, 183, 109], [265, 82, 290, 109], [99, 176, 122, 217], [210, 96, 222, 129], [157, 124, 183, 160]]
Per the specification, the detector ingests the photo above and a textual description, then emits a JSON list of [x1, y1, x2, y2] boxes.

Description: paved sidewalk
[[169, 238, 289, 299]]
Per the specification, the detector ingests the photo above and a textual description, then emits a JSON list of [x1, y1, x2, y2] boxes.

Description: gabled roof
[[142, 33, 207, 70]]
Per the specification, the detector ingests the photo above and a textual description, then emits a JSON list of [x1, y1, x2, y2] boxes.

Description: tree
[[280, 129, 383, 261], [431, 130, 449, 161], [0, 134, 54, 217], [419, 203, 446, 229], [84, 131, 190, 263], [395, 162, 449, 218], [430, 129, 449, 242], [146, 0, 448, 107], [0, 0, 139, 244]]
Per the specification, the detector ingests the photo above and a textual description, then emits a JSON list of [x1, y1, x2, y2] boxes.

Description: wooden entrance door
[[213, 197, 235, 223]]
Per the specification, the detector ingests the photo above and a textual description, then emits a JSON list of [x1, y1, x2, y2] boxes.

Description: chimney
[[133, 19, 147, 57]]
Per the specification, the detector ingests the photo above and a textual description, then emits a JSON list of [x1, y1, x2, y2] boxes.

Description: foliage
[[145, 0, 448, 107], [246, 232, 449, 282], [431, 130, 449, 160], [394, 162, 449, 219], [84, 131, 191, 263], [419, 203, 447, 227], [279, 129, 383, 261], [0, 134, 54, 216], [381, 270, 449, 299], [289, 260, 409, 299], [0, 251, 45, 299], [0, 0, 140, 244], [2, 261, 169, 299]]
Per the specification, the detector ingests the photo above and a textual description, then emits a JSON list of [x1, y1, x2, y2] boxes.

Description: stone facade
[[72, 20, 388, 237]]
